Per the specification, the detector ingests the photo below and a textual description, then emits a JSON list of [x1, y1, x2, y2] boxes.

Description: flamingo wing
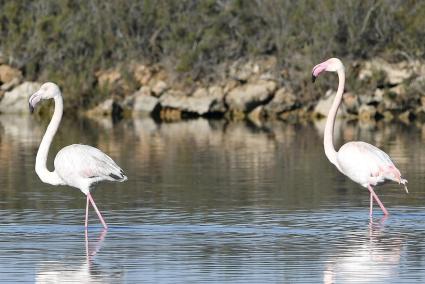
[[54, 144, 127, 186]]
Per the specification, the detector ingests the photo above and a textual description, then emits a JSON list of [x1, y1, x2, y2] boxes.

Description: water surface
[[1, 115, 425, 283]]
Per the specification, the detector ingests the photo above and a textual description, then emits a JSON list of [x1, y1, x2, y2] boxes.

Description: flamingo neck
[[324, 68, 345, 167], [35, 95, 64, 185]]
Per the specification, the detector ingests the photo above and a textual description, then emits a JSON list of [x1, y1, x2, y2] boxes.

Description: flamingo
[[29, 82, 127, 229], [311, 58, 408, 216]]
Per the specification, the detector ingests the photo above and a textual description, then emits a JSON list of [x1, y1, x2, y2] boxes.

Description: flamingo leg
[[87, 193, 108, 229], [85, 195, 89, 228], [369, 192, 373, 217], [367, 185, 389, 216]]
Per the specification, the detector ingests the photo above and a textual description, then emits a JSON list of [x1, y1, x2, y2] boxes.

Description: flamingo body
[[312, 58, 407, 216], [337, 141, 406, 189], [54, 144, 127, 194]]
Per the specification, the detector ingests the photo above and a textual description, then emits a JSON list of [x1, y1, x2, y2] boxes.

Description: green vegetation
[[0, 0, 424, 108]]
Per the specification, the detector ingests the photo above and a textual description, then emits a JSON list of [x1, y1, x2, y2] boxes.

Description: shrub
[[0, 0, 424, 108]]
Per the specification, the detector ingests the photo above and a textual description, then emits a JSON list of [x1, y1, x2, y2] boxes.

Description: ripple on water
[[1, 119, 425, 282]]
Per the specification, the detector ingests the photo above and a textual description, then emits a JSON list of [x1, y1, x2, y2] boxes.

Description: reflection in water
[[323, 217, 403, 283], [0, 115, 425, 282], [35, 229, 122, 283]]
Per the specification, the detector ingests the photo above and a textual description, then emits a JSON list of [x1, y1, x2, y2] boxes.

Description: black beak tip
[[29, 103, 34, 114], [312, 74, 316, 83]]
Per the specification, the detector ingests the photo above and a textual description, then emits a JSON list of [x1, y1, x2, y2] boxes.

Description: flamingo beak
[[311, 62, 328, 83], [29, 91, 41, 114], [29, 102, 35, 114]]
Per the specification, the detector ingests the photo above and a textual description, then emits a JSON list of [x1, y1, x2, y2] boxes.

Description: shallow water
[[1, 115, 425, 283]]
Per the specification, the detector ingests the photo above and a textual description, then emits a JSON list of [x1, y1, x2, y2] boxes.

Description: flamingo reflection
[[323, 216, 404, 283], [36, 229, 121, 283]]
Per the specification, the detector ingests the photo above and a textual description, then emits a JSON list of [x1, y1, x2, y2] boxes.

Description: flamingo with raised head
[[312, 58, 408, 216], [29, 82, 127, 229]]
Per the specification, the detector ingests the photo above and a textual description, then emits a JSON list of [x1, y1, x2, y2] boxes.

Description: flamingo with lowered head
[[312, 58, 408, 216], [29, 82, 127, 229]]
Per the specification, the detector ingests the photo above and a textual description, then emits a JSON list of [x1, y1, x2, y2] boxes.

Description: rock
[[225, 81, 277, 112], [313, 90, 346, 117], [408, 76, 425, 97], [264, 87, 298, 115], [0, 65, 22, 85], [121, 86, 159, 113], [258, 56, 278, 71], [229, 60, 260, 82], [158, 86, 226, 115], [86, 99, 114, 116], [342, 92, 359, 114], [131, 64, 152, 86], [133, 93, 159, 115], [96, 68, 134, 95], [389, 84, 406, 96], [139, 86, 152, 96], [151, 80, 168, 96], [208, 85, 226, 113], [192, 88, 208, 98], [134, 95, 159, 115], [359, 58, 412, 85], [358, 104, 376, 121], [259, 72, 275, 81], [0, 82, 40, 114], [0, 77, 21, 91], [96, 69, 121, 89], [223, 80, 239, 94]]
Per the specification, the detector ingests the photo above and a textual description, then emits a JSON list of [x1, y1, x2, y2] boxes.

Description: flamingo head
[[29, 82, 61, 113], [311, 58, 344, 83]]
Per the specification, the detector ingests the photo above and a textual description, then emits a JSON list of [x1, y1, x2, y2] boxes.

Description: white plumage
[[337, 141, 407, 189], [29, 82, 127, 229], [54, 144, 127, 194]]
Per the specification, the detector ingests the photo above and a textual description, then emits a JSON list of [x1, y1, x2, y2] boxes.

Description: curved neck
[[35, 95, 64, 185], [324, 68, 345, 166]]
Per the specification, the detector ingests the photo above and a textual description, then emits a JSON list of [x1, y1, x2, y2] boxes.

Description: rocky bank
[[0, 56, 424, 123]]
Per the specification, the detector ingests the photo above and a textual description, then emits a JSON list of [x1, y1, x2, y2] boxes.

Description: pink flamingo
[[29, 82, 127, 229], [312, 58, 408, 216]]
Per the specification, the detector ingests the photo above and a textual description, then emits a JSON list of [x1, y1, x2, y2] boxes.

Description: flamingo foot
[[87, 193, 108, 229], [367, 185, 389, 216]]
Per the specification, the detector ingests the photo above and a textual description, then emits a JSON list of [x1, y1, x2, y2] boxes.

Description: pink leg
[[85, 196, 89, 228], [367, 185, 389, 216], [87, 193, 108, 229], [369, 192, 373, 217]]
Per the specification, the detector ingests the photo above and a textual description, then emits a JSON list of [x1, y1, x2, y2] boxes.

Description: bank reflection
[[0, 115, 422, 212]]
